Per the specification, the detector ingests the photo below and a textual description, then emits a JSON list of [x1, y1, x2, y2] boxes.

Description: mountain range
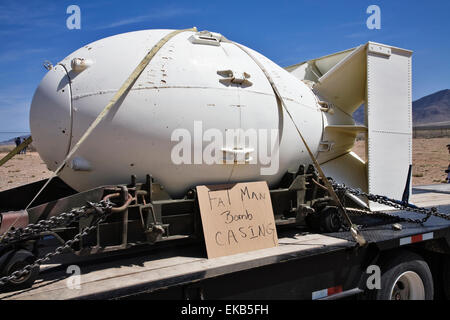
[[353, 89, 450, 126], [0, 134, 31, 146]]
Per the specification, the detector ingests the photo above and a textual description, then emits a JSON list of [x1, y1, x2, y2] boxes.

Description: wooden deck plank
[[1, 185, 447, 300], [0, 234, 350, 300], [410, 192, 450, 207]]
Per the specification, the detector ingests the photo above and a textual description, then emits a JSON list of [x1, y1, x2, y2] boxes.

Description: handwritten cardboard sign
[[196, 181, 278, 259]]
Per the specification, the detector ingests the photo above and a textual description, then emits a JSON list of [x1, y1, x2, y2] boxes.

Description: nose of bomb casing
[[29, 64, 72, 171]]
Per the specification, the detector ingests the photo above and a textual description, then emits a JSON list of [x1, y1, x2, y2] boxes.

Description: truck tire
[[366, 250, 433, 300], [1, 249, 39, 290]]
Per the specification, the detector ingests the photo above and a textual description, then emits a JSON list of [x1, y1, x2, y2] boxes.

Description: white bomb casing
[[30, 29, 356, 198]]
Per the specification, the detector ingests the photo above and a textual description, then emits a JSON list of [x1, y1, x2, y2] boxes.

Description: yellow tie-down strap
[[226, 39, 366, 246], [0, 136, 33, 167]]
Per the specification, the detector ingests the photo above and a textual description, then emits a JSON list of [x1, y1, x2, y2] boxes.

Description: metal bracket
[[217, 70, 253, 87], [145, 224, 166, 244], [139, 203, 166, 243], [189, 30, 222, 46], [368, 43, 391, 57], [318, 100, 334, 114], [318, 141, 335, 152], [43, 60, 53, 71], [70, 156, 92, 171], [221, 147, 254, 164], [71, 57, 93, 72]]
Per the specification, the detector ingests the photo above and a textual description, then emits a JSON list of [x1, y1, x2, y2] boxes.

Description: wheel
[[319, 206, 341, 233], [390, 271, 426, 300], [366, 250, 433, 300], [306, 205, 341, 233], [1, 249, 39, 290]]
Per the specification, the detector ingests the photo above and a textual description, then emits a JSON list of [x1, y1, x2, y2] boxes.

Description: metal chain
[[1, 179, 447, 286], [332, 181, 450, 227], [0, 200, 113, 287], [335, 207, 402, 231], [1, 206, 89, 245], [344, 208, 405, 229]]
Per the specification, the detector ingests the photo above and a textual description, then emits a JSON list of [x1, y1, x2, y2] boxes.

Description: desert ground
[[0, 137, 449, 191], [351, 137, 449, 185], [0, 148, 52, 191]]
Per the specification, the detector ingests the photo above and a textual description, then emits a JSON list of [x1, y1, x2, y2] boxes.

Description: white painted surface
[[287, 42, 413, 208], [30, 65, 72, 171], [30, 33, 413, 206], [367, 45, 412, 210], [30, 29, 323, 197]]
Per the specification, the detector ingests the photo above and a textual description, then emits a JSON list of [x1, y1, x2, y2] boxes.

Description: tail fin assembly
[[285, 42, 413, 210]]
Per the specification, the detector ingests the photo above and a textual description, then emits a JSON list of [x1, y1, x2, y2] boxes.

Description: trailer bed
[[1, 184, 449, 300]]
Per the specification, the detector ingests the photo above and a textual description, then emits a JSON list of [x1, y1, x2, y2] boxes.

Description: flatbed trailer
[[1, 185, 449, 300]]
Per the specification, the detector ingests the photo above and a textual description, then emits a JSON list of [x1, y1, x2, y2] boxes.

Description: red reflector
[[327, 285, 343, 295], [411, 234, 423, 243]]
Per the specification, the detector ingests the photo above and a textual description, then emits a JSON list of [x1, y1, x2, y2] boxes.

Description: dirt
[[352, 137, 450, 186], [0, 137, 449, 192], [0, 148, 52, 191]]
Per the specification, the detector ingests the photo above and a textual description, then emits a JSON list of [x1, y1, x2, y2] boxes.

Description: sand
[[352, 137, 450, 185], [0, 137, 449, 192], [0, 149, 52, 191]]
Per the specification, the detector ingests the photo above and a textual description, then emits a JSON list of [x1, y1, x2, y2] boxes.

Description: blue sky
[[0, 0, 449, 132]]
